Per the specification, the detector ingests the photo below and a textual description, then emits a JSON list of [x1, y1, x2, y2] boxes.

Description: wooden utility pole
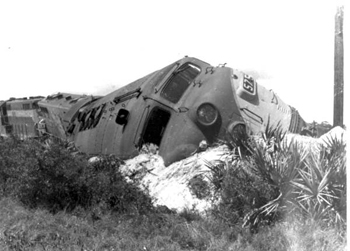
[[333, 6, 344, 127]]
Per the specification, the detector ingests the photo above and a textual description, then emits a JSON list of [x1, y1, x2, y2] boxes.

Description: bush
[[82, 155, 154, 215], [0, 136, 154, 215]]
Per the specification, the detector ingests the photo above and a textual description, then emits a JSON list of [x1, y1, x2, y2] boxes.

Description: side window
[[161, 63, 200, 103], [23, 104, 31, 110]]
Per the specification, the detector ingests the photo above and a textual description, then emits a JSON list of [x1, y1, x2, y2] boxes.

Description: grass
[[0, 197, 346, 251], [0, 130, 346, 250]]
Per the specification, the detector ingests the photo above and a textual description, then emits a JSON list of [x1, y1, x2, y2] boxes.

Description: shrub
[[0, 136, 154, 215], [82, 155, 154, 215]]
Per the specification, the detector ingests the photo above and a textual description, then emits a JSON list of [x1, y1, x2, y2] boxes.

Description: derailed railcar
[[65, 57, 306, 165], [0, 101, 10, 137], [37, 93, 102, 140], [0, 97, 44, 139]]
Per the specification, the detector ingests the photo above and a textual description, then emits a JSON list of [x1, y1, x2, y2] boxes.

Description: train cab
[[67, 57, 247, 165]]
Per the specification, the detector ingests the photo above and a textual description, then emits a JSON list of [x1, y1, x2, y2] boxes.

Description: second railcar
[[37, 93, 101, 140], [1, 97, 44, 139]]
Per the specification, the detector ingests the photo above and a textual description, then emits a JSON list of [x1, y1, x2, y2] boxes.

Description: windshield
[[161, 63, 200, 103]]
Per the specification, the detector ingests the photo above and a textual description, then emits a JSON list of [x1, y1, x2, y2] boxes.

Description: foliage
[[201, 124, 346, 232], [202, 158, 278, 227], [0, 136, 154, 215]]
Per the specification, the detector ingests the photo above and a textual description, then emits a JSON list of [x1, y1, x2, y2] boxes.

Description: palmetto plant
[[291, 136, 347, 227], [205, 123, 346, 230], [248, 127, 346, 229]]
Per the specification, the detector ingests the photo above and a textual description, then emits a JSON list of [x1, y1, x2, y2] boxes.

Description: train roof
[[6, 96, 44, 104], [39, 93, 102, 109], [45, 92, 88, 101]]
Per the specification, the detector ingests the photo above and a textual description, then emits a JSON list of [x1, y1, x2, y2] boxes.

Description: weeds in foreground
[[0, 131, 346, 250], [0, 197, 346, 251]]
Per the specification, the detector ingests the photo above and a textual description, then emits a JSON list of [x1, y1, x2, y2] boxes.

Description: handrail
[[113, 88, 142, 104]]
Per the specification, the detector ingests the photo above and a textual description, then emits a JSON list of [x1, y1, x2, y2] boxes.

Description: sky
[[0, 0, 347, 124]]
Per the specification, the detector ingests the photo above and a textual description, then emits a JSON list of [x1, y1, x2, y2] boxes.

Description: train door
[[140, 107, 171, 147], [1, 106, 8, 124]]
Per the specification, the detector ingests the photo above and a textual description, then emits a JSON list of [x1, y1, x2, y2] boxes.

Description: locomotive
[[0, 57, 306, 165], [0, 96, 44, 139]]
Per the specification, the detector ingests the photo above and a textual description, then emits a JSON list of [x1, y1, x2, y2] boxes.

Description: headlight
[[197, 103, 218, 126]]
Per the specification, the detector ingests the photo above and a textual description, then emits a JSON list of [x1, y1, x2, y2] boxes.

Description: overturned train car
[[0, 97, 44, 139], [1, 57, 306, 165]]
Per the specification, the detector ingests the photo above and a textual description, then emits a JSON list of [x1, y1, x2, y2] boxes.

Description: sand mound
[[120, 145, 231, 212]]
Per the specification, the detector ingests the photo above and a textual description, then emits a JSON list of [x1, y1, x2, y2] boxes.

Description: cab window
[[161, 63, 200, 103]]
